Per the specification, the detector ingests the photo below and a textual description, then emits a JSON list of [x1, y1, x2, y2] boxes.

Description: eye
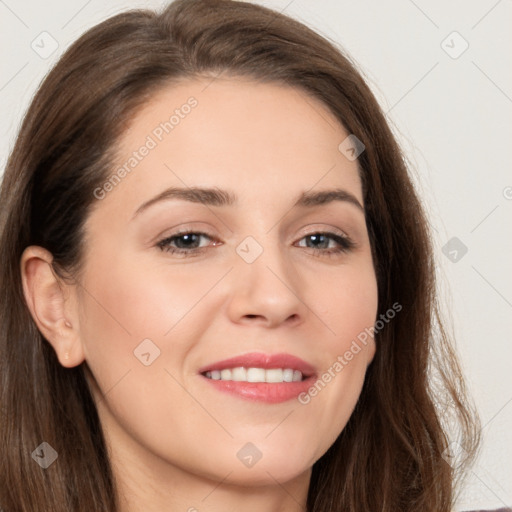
[[156, 231, 218, 256], [156, 230, 355, 258], [295, 232, 355, 257]]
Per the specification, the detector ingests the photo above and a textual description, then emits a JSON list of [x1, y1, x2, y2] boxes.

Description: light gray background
[[1, 1, 510, 509]]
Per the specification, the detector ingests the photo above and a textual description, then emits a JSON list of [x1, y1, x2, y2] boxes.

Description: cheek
[[78, 251, 216, 351], [293, 261, 378, 454], [76, 254, 219, 461], [75, 253, 205, 409], [313, 259, 378, 356]]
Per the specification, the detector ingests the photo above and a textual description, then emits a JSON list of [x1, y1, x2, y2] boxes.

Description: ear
[[20, 245, 85, 368]]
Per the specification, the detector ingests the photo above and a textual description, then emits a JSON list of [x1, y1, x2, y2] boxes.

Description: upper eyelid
[[164, 221, 353, 239]]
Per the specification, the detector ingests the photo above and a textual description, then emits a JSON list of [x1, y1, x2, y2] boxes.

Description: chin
[[231, 452, 314, 487]]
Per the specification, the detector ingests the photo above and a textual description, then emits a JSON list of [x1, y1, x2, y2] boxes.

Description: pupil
[[177, 234, 199, 248], [309, 234, 327, 249]]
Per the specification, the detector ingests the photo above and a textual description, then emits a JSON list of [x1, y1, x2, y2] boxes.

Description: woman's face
[[75, 77, 378, 488]]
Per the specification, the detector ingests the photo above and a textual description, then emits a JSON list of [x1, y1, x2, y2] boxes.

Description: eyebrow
[[132, 186, 364, 219]]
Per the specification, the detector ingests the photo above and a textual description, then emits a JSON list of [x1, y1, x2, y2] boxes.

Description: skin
[[21, 77, 378, 512]]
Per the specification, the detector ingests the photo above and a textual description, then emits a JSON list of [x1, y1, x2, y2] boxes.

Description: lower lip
[[200, 374, 316, 403]]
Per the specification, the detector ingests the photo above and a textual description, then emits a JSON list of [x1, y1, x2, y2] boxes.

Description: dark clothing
[[467, 509, 512, 512]]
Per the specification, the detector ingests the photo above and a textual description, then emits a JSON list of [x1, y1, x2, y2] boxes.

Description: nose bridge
[[227, 229, 305, 325], [235, 229, 291, 283]]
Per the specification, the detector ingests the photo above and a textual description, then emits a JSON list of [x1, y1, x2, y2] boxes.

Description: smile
[[203, 367, 305, 383]]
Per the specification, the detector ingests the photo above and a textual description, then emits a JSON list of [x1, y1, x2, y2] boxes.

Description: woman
[[0, 0, 491, 510]]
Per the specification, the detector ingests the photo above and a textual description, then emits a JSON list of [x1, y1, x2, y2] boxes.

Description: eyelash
[[156, 230, 356, 258]]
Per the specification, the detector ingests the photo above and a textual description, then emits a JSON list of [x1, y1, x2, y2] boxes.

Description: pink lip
[[198, 352, 317, 404], [202, 378, 316, 404], [197, 352, 316, 377]]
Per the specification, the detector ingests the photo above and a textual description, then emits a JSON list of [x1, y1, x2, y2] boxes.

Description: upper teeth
[[204, 367, 304, 383]]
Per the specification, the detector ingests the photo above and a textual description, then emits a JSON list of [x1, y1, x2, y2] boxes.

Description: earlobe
[[20, 245, 85, 368]]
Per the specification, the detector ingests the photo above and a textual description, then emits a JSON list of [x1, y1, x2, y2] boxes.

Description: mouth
[[198, 352, 317, 403]]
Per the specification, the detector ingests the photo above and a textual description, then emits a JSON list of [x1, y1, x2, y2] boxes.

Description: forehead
[[93, 77, 363, 221]]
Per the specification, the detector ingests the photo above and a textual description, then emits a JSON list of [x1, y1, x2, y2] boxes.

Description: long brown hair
[[0, 0, 480, 510]]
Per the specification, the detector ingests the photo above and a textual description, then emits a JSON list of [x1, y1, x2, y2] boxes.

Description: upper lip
[[198, 352, 317, 378]]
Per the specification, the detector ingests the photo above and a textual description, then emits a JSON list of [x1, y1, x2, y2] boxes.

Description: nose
[[226, 236, 308, 329]]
